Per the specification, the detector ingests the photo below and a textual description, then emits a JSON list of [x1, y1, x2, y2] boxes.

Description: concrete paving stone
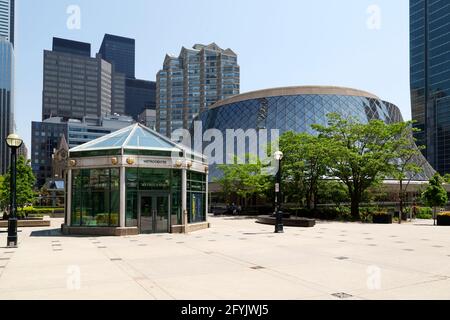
[[1, 217, 450, 299]]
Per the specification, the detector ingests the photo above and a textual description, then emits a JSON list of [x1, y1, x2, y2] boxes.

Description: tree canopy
[[0, 156, 36, 212], [312, 113, 417, 218]]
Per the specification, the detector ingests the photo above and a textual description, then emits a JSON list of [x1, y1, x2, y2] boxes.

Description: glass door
[[139, 196, 154, 234], [155, 196, 169, 233], [139, 194, 170, 234]]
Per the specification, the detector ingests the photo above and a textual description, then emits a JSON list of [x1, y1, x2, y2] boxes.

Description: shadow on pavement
[[30, 229, 63, 237]]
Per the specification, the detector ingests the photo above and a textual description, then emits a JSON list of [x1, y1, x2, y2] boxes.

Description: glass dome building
[[196, 86, 435, 181], [63, 123, 209, 236]]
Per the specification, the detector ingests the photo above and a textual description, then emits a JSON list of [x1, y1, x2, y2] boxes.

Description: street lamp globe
[[6, 133, 23, 148], [274, 151, 284, 161]]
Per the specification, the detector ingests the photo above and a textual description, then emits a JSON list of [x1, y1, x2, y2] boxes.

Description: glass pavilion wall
[[64, 123, 209, 236]]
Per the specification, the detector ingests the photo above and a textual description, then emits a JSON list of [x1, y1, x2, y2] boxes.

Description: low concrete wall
[[61, 225, 139, 236], [0, 220, 51, 228], [172, 222, 210, 234]]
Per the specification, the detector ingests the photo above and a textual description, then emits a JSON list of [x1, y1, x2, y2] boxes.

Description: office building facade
[[410, 0, 450, 174], [42, 37, 125, 121], [156, 43, 240, 137], [99, 34, 135, 79], [125, 78, 156, 119], [138, 108, 156, 130], [0, 39, 13, 174], [32, 115, 134, 187], [0, 0, 14, 45]]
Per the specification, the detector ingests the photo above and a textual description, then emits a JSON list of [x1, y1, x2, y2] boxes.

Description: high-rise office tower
[[0, 0, 14, 46], [0, 38, 14, 174], [99, 34, 135, 79], [156, 43, 240, 137], [410, 0, 450, 174], [98, 34, 156, 119], [42, 37, 125, 120], [125, 78, 156, 118]]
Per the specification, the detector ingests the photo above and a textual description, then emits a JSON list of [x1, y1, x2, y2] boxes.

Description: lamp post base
[[274, 225, 284, 233], [7, 218, 18, 248], [274, 210, 284, 233]]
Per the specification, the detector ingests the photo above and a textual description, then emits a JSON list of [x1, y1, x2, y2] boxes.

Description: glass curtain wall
[[187, 171, 207, 223], [125, 168, 182, 227], [71, 168, 120, 227]]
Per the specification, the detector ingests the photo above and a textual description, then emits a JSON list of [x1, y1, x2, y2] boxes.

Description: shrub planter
[[437, 215, 450, 226], [372, 214, 393, 224]]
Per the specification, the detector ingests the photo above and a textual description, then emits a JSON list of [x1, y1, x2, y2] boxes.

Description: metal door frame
[[138, 192, 171, 234]]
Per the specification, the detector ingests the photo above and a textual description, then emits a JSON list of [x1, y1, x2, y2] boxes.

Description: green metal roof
[[69, 123, 184, 154]]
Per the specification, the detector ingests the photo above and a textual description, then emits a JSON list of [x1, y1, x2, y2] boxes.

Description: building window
[[71, 168, 120, 227]]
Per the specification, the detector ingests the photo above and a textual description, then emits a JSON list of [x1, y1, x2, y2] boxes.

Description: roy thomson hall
[[62, 123, 209, 236]]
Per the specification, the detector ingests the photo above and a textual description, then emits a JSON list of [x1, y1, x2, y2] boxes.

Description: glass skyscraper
[[99, 34, 135, 79], [410, 0, 450, 174], [156, 43, 240, 137], [0, 0, 14, 46], [125, 78, 156, 119], [0, 0, 14, 174]]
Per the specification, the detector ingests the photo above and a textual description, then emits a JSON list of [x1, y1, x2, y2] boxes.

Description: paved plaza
[[0, 216, 449, 300]]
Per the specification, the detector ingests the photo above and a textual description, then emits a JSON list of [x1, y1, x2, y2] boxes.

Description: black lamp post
[[5, 133, 23, 248], [274, 151, 284, 233]]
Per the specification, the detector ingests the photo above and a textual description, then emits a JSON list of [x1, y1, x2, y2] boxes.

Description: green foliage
[[421, 174, 448, 209], [278, 132, 331, 209], [215, 154, 272, 204], [312, 114, 416, 219], [0, 156, 36, 211], [416, 207, 433, 219], [316, 180, 349, 206], [0, 175, 6, 211]]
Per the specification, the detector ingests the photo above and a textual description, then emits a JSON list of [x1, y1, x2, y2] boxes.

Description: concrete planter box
[[373, 214, 393, 224], [0, 220, 51, 228], [437, 215, 450, 226]]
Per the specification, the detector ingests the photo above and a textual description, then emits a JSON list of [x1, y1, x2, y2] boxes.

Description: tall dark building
[[99, 34, 135, 78], [52, 37, 91, 57], [43, 37, 125, 120], [125, 78, 156, 119], [410, 0, 450, 174]]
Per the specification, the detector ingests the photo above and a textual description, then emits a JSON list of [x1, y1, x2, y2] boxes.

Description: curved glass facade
[[196, 89, 435, 181]]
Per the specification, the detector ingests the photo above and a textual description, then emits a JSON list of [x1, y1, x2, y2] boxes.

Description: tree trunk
[[399, 179, 403, 224], [350, 193, 360, 220]]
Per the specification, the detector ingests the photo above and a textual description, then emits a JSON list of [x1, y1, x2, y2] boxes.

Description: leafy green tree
[[389, 123, 425, 222], [316, 180, 349, 206], [313, 114, 410, 219], [443, 174, 450, 184], [215, 155, 272, 207], [422, 174, 448, 225], [1, 156, 36, 214], [279, 132, 330, 209], [0, 175, 7, 214]]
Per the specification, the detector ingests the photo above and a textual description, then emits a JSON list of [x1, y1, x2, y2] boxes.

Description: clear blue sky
[[14, 0, 410, 151]]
